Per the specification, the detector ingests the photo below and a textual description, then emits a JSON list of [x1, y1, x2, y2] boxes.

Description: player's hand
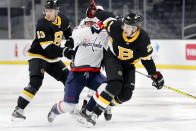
[[63, 47, 74, 60], [64, 37, 74, 49], [86, 7, 96, 18], [91, 21, 104, 34], [151, 71, 164, 89]]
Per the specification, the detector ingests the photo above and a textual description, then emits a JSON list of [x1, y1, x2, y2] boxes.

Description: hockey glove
[[151, 71, 164, 89], [63, 47, 74, 60], [64, 37, 74, 49], [86, 7, 96, 18], [91, 21, 105, 34]]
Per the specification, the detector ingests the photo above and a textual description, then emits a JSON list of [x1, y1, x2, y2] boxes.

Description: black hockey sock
[[17, 96, 30, 109], [93, 104, 105, 116], [86, 97, 96, 112]]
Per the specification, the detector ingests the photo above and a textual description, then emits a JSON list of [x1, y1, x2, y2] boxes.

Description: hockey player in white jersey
[[47, 16, 110, 123]]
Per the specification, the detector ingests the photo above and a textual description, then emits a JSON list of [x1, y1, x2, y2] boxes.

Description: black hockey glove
[[151, 71, 164, 90], [63, 47, 74, 60], [64, 37, 74, 49]]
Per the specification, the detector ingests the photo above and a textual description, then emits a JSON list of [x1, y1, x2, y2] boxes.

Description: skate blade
[[10, 116, 25, 122]]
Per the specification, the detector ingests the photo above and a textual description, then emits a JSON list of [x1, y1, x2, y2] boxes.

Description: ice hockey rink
[[0, 65, 196, 131]]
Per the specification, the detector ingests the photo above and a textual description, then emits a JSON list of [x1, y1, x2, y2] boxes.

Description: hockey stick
[[136, 70, 196, 100], [90, 0, 97, 10]]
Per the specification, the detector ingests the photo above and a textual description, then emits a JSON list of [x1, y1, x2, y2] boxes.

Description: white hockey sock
[[57, 100, 75, 114]]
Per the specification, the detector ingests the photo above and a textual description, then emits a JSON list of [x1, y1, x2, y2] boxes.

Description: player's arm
[[87, 9, 118, 37], [140, 44, 156, 76], [141, 49, 164, 90], [139, 33, 164, 89], [62, 16, 74, 49], [36, 24, 72, 59]]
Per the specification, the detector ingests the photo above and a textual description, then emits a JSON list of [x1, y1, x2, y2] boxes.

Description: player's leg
[[47, 72, 86, 123], [79, 50, 124, 127], [11, 59, 44, 121], [86, 72, 112, 121], [45, 60, 69, 84], [112, 66, 135, 104], [85, 72, 106, 111], [77, 72, 106, 124]]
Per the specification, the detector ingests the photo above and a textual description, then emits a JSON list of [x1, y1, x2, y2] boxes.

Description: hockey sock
[[17, 96, 30, 109], [55, 100, 75, 114], [93, 104, 105, 116], [86, 97, 96, 112]]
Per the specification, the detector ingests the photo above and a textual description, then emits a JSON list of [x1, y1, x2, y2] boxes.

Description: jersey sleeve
[[36, 21, 64, 59], [138, 31, 153, 60], [139, 30, 156, 75], [61, 14, 72, 39], [36, 23, 54, 49]]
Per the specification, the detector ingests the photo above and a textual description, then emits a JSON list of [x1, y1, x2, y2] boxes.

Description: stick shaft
[[136, 70, 196, 100], [90, 0, 97, 10]]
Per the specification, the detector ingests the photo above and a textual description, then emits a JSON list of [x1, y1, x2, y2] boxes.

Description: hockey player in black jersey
[[79, 8, 165, 127], [11, 0, 74, 121]]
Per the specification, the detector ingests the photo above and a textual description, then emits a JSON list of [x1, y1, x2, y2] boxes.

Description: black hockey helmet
[[122, 13, 142, 27], [45, 0, 59, 10]]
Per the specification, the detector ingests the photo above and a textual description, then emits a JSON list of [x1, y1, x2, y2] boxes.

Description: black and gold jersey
[[28, 13, 72, 63], [95, 11, 156, 75]]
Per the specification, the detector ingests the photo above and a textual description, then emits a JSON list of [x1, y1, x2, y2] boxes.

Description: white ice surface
[[0, 65, 196, 131]]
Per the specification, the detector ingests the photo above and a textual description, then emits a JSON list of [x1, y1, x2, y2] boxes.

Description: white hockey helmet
[[96, 5, 104, 10]]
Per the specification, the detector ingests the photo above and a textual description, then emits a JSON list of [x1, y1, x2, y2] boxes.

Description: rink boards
[[0, 40, 196, 69]]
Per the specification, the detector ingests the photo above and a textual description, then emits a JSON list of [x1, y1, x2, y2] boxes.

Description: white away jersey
[[71, 25, 109, 70]]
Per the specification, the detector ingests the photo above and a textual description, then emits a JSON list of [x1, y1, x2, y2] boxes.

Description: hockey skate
[[11, 106, 26, 121], [76, 100, 97, 127], [48, 104, 57, 123], [104, 106, 112, 121], [79, 108, 97, 128], [76, 100, 89, 124]]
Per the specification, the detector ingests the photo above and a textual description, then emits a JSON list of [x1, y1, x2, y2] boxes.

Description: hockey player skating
[[11, 0, 74, 121], [47, 15, 110, 123], [78, 8, 165, 127]]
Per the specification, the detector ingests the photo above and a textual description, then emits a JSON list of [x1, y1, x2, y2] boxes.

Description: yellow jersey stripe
[[22, 90, 34, 99], [141, 54, 152, 60], [45, 16, 61, 26], [131, 59, 141, 64], [112, 98, 120, 105], [122, 29, 140, 43], [110, 39, 113, 45], [107, 21, 114, 32], [28, 53, 58, 61], [103, 17, 116, 27], [99, 96, 110, 105], [52, 16, 61, 26], [40, 41, 53, 46]]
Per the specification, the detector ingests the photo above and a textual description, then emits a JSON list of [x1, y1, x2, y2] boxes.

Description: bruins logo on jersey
[[117, 46, 133, 60]]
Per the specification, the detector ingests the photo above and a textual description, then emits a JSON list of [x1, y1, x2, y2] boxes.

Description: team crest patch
[[118, 70, 122, 76]]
